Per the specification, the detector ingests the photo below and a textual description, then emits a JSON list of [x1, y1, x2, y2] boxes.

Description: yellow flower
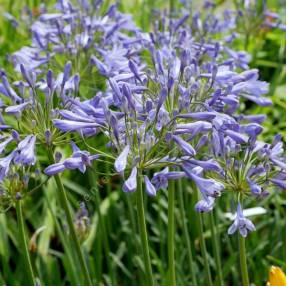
[[267, 266, 286, 286]]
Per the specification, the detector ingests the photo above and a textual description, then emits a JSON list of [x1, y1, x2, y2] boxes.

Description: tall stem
[[136, 174, 154, 286], [194, 187, 213, 286], [198, 212, 213, 286], [178, 179, 197, 286], [47, 149, 93, 286], [94, 185, 116, 286], [239, 235, 249, 286], [15, 200, 35, 286], [168, 179, 176, 286], [88, 168, 115, 284], [210, 211, 224, 286], [169, 0, 175, 16]]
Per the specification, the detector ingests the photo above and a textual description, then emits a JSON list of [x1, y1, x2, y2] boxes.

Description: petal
[[144, 175, 157, 196], [239, 227, 248, 237], [114, 145, 130, 173], [227, 221, 238, 235], [44, 163, 66, 175]]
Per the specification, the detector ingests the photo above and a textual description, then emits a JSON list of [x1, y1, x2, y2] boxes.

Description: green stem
[[194, 187, 213, 286], [178, 180, 197, 286], [94, 186, 116, 286], [88, 167, 115, 284], [210, 211, 224, 286], [170, 0, 175, 15], [15, 200, 35, 286], [168, 180, 176, 286], [198, 212, 213, 286], [239, 235, 249, 286], [48, 149, 93, 286], [136, 174, 154, 286]]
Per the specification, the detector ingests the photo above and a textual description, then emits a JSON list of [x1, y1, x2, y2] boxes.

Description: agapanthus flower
[[144, 176, 157, 196], [14, 135, 37, 165], [228, 203, 256, 237], [114, 145, 130, 173], [0, 60, 92, 207], [35, 3, 286, 239], [0, 152, 16, 181], [151, 168, 185, 191], [44, 141, 99, 175], [11, 0, 145, 100], [123, 167, 137, 193], [195, 196, 215, 213]]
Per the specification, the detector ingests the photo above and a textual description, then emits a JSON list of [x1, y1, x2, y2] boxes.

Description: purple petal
[[114, 145, 130, 173]]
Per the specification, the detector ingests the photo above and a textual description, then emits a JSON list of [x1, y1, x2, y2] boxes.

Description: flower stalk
[[210, 211, 224, 286], [136, 173, 154, 286], [168, 179, 176, 286], [170, 0, 175, 15], [239, 234, 250, 286], [178, 179, 197, 286], [15, 200, 35, 286], [194, 186, 213, 286], [47, 149, 93, 286]]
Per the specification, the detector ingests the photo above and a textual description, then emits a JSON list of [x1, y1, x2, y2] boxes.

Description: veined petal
[[114, 145, 130, 173], [44, 163, 66, 175], [173, 135, 196, 156], [123, 167, 137, 193], [53, 119, 100, 131], [5, 101, 30, 115], [144, 175, 157, 196]]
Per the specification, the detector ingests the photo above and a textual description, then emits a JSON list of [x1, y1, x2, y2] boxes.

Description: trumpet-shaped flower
[[123, 167, 137, 193], [114, 145, 130, 173], [228, 204, 256, 237], [144, 175, 157, 196]]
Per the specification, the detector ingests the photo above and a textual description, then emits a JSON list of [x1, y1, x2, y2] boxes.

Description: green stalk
[[47, 149, 93, 286], [94, 187, 116, 286], [209, 212, 224, 286], [136, 173, 154, 286], [194, 187, 213, 286], [197, 212, 213, 286], [239, 235, 249, 286], [88, 167, 115, 284], [178, 179, 197, 286], [170, 0, 175, 16], [168, 179, 176, 286], [15, 200, 35, 286], [104, 163, 112, 235]]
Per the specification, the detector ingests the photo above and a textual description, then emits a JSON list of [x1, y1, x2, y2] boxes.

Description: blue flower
[[14, 135, 37, 166], [114, 145, 130, 173], [123, 167, 137, 193], [228, 203, 256, 237], [144, 175, 157, 196], [151, 168, 185, 190], [195, 196, 215, 213], [5, 101, 31, 116], [44, 142, 99, 175], [53, 119, 100, 132], [0, 136, 14, 154], [0, 151, 15, 181], [247, 177, 262, 196], [183, 166, 224, 199], [172, 135, 196, 156]]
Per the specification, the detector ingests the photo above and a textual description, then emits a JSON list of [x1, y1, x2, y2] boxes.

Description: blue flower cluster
[[1, 0, 286, 237]]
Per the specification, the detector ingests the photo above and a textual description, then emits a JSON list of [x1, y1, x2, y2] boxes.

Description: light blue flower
[[228, 204, 256, 237]]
